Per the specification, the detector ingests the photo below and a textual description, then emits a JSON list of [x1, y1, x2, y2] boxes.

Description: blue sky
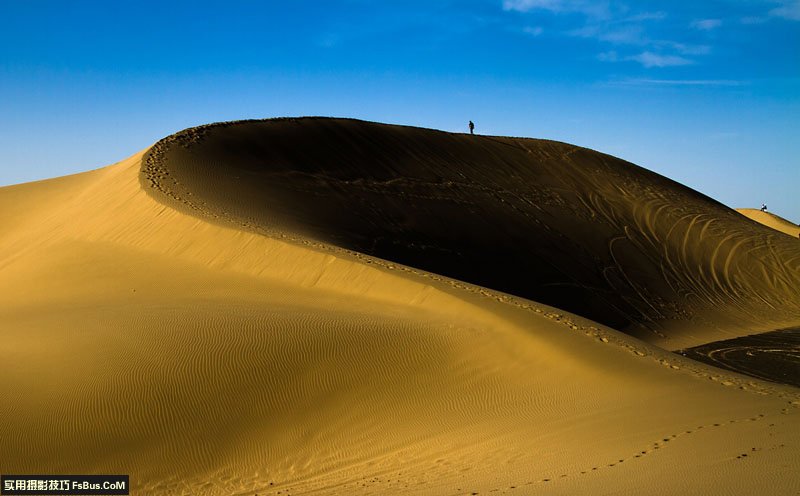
[[1, 0, 798, 220]]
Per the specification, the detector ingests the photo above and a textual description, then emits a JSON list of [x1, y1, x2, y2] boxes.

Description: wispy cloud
[[564, 7, 672, 48], [570, 24, 645, 44], [628, 52, 693, 68], [770, 0, 800, 20], [738, 1, 800, 23], [691, 18, 722, 30], [502, 0, 611, 19], [623, 12, 667, 22], [500, 2, 750, 68], [502, 0, 560, 10], [597, 50, 619, 62], [740, 16, 766, 25], [523, 25, 544, 36], [598, 51, 694, 68], [657, 41, 711, 56]]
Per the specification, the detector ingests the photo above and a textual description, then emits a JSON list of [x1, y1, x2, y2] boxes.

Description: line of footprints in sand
[[256, 413, 776, 496], [455, 413, 771, 495]]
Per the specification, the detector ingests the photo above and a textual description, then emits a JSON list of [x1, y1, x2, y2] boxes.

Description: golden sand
[[1, 119, 798, 495], [738, 208, 800, 239]]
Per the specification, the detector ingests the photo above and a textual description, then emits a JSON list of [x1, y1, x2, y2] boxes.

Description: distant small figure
[[760, 203, 768, 212], [469, 120, 475, 135]]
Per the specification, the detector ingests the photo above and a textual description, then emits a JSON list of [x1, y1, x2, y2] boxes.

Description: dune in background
[[738, 208, 800, 239], [1, 118, 799, 495]]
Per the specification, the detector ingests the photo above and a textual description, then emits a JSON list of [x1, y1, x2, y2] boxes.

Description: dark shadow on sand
[[676, 327, 800, 388]]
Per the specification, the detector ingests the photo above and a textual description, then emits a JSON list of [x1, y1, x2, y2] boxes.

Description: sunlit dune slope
[[143, 118, 800, 349], [738, 208, 800, 238], [1, 146, 799, 495]]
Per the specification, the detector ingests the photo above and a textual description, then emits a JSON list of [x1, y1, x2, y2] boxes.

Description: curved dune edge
[[737, 208, 800, 238], [140, 118, 800, 350], [0, 146, 798, 494]]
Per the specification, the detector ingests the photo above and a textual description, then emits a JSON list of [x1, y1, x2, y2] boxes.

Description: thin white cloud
[[503, 1, 718, 68], [740, 16, 766, 24], [628, 52, 693, 68], [601, 26, 643, 43], [770, 0, 800, 20], [523, 25, 544, 36], [596, 50, 619, 62], [570, 24, 644, 44], [597, 51, 694, 68], [502, 0, 611, 18], [503, 0, 560, 10], [623, 11, 667, 22], [659, 41, 711, 56], [691, 18, 722, 30]]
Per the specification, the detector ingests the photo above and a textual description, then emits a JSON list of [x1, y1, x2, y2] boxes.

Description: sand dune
[[738, 208, 800, 239], [1, 119, 799, 495], [143, 118, 800, 349]]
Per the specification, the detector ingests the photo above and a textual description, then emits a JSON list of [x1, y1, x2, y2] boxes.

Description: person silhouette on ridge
[[761, 203, 768, 212], [469, 120, 475, 135]]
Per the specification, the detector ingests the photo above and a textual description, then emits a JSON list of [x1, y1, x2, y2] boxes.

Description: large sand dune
[[1, 118, 799, 495], [143, 118, 800, 349]]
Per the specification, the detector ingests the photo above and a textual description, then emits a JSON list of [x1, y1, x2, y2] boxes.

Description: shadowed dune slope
[[143, 118, 800, 349], [1, 146, 799, 495], [738, 208, 800, 239], [678, 327, 800, 388]]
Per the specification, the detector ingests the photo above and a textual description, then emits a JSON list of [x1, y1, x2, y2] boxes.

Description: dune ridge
[[142, 117, 800, 349], [0, 120, 798, 495], [738, 208, 800, 238]]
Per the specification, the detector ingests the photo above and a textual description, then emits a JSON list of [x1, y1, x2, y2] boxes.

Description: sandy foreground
[[1, 118, 798, 495]]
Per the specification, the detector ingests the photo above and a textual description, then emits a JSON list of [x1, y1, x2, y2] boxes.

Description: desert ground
[[1, 118, 798, 495]]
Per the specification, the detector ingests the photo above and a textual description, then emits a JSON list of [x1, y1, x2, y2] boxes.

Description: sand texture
[[738, 208, 800, 239], [678, 327, 800, 388], [1, 118, 799, 495]]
